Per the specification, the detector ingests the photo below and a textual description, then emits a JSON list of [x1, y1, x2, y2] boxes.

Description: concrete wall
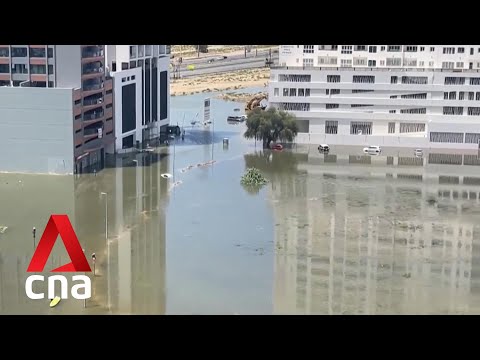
[[0, 87, 74, 174], [55, 45, 82, 89]]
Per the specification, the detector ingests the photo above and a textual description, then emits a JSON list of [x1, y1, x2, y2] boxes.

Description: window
[[381, 46, 386, 51], [368, 46, 377, 53], [11, 47, 27, 57], [0, 64, 8, 73], [456, 62, 464, 68], [283, 88, 288, 96], [11, 64, 27, 74], [129, 45, 136, 58], [279, 74, 311, 82], [325, 120, 338, 134], [405, 46, 417, 52], [401, 93, 427, 99], [387, 45, 401, 52], [48, 65, 54, 74], [465, 133, 480, 143], [353, 75, 375, 83], [298, 88, 304, 96], [330, 89, 340, 95], [326, 104, 339, 109], [341, 46, 352, 54], [442, 62, 454, 69], [459, 92, 465, 100], [471, 48, 475, 55], [325, 89, 329, 95], [29, 47, 45, 58], [145, 45, 152, 56], [303, 45, 314, 54], [429, 61, 434, 67], [443, 47, 455, 54], [47, 48, 53, 58], [30, 64, 46, 74], [391, 76, 398, 84], [444, 77, 465, 85], [368, 60, 376, 67], [443, 106, 464, 115], [352, 89, 374, 93], [401, 76, 427, 84], [476, 92, 480, 101], [470, 78, 480, 85], [138, 45, 144, 57], [130, 60, 136, 68], [274, 88, 279, 96], [340, 59, 352, 67], [318, 56, 337, 65], [420, 47, 425, 51], [278, 102, 310, 111], [305, 89, 310, 96], [303, 58, 313, 67], [469, 92, 474, 100], [400, 123, 426, 133], [350, 122, 373, 135], [318, 45, 337, 50], [404, 58, 417, 67], [430, 47, 435, 52], [351, 104, 373, 107], [354, 45, 367, 51], [289, 88, 297, 96], [353, 57, 367, 66], [388, 122, 395, 133], [0, 47, 8, 57], [106, 89, 113, 95], [327, 75, 340, 83], [448, 91, 456, 100], [400, 108, 427, 114], [458, 47, 465, 54], [468, 107, 480, 116], [380, 60, 385, 66], [386, 58, 401, 66], [430, 132, 464, 143]]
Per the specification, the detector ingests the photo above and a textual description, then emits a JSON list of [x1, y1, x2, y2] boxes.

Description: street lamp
[[100, 192, 108, 240], [100, 191, 110, 312]]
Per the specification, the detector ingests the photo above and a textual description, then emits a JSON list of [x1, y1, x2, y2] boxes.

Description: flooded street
[[2, 87, 480, 314]]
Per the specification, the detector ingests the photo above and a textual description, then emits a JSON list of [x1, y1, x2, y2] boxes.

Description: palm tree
[[244, 107, 299, 148]]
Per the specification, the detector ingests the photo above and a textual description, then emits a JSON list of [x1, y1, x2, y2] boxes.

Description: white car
[[363, 145, 381, 153]]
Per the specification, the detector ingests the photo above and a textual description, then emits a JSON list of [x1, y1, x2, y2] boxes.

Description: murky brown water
[[1, 88, 480, 314]]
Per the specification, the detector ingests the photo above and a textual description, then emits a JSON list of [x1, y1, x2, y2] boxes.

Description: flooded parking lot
[[1, 87, 480, 314]]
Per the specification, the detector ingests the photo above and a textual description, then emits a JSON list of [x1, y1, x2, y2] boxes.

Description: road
[[171, 49, 279, 78]]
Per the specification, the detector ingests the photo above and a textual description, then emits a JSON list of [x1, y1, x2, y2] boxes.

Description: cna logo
[[25, 215, 92, 301]]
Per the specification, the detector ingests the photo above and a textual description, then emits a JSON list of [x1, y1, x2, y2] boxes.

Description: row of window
[[278, 73, 480, 86], [0, 64, 54, 74], [0, 47, 54, 58], [278, 102, 310, 111], [275, 88, 310, 97], [444, 91, 480, 100], [310, 46, 480, 54]]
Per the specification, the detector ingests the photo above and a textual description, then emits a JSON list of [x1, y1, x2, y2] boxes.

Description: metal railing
[[83, 111, 104, 120], [83, 97, 103, 106], [83, 82, 103, 91], [83, 67, 103, 75]]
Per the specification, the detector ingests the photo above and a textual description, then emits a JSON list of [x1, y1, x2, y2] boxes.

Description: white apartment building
[[269, 45, 480, 150], [105, 45, 170, 151]]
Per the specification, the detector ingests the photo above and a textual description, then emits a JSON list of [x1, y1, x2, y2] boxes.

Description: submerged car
[[363, 145, 381, 153], [318, 144, 330, 152]]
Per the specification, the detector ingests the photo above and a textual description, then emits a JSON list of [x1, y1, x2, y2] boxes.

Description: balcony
[[82, 66, 104, 80], [84, 110, 104, 121], [82, 81, 104, 96], [83, 137, 104, 151], [83, 97, 103, 112], [82, 46, 104, 64]]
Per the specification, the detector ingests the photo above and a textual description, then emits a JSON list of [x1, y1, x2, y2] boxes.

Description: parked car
[[272, 144, 283, 150], [363, 145, 381, 153], [318, 144, 330, 152]]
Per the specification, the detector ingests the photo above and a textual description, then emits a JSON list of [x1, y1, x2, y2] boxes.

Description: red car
[[272, 144, 283, 150]]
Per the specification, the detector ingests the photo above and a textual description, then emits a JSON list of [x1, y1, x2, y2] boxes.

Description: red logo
[[27, 215, 91, 273]]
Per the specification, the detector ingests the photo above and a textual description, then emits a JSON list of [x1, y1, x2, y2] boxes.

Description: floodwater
[[2, 86, 480, 314]]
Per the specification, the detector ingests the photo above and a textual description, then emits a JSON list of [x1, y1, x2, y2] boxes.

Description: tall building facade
[[0, 45, 114, 174], [268, 45, 480, 150], [105, 45, 170, 151]]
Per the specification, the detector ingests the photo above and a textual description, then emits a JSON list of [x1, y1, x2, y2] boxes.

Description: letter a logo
[[27, 215, 91, 272]]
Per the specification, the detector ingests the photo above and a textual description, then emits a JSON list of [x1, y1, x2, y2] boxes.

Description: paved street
[[171, 49, 279, 78]]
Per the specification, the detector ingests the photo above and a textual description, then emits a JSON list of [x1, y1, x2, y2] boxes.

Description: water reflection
[[259, 146, 480, 314], [0, 152, 169, 314]]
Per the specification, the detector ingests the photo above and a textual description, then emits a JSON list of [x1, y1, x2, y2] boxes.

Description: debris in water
[[161, 173, 172, 179]]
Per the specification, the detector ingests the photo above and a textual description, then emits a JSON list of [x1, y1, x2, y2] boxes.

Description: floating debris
[[161, 173, 172, 179], [49, 296, 61, 308], [0, 226, 8, 234]]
